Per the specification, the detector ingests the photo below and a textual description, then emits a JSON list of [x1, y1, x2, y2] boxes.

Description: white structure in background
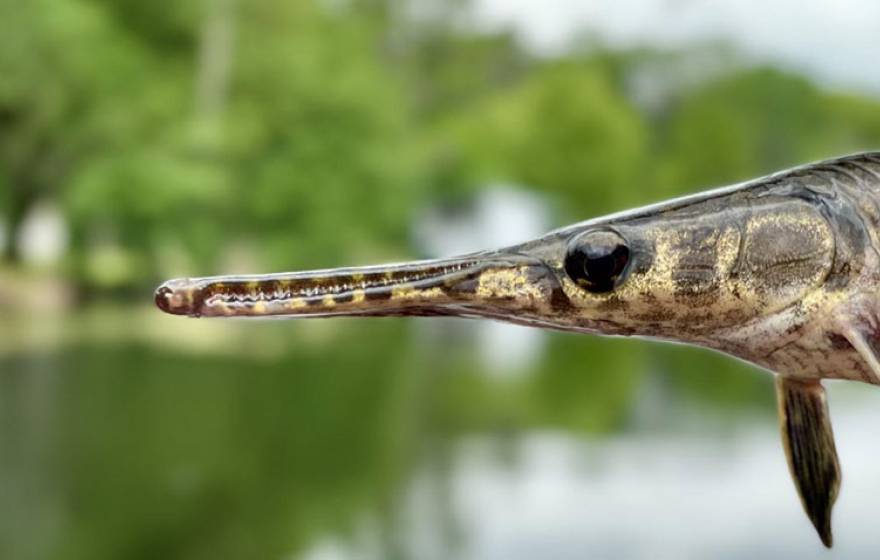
[[413, 186, 551, 376], [16, 202, 68, 266], [474, 0, 880, 94]]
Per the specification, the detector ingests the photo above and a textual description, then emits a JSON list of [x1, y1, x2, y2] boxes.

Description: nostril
[[154, 282, 190, 315], [154, 285, 174, 314]]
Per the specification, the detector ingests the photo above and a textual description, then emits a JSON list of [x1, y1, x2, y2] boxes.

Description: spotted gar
[[155, 151, 880, 547]]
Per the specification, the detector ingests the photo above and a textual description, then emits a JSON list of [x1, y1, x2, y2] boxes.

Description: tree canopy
[[2, 0, 880, 291]]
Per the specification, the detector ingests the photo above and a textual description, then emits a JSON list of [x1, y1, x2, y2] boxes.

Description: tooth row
[[208, 262, 475, 305]]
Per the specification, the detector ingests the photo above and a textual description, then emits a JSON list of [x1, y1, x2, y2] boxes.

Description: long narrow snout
[[155, 253, 565, 321]]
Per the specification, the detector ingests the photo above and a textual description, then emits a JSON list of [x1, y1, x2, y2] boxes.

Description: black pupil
[[564, 231, 630, 293]]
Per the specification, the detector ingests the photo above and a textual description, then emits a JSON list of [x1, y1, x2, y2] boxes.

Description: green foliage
[[531, 334, 646, 433], [230, 1, 418, 269], [655, 68, 836, 196], [1, 0, 420, 281], [0, 0, 192, 266], [651, 344, 775, 412], [402, 30, 530, 121], [96, 0, 200, 52], [433, 61, 648, 216], [5, 1, 880, 283]]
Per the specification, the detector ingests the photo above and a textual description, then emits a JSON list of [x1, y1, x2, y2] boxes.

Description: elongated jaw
[[154, 253, 567, 321]]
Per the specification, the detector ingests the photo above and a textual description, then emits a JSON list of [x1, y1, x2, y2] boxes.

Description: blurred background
[[2, 0, 880, 558]]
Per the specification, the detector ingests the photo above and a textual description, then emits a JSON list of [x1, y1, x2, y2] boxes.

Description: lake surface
[[1, 307, 879, 559]]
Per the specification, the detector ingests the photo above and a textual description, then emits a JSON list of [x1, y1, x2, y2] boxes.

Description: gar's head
[[156, 188, 836, 345]]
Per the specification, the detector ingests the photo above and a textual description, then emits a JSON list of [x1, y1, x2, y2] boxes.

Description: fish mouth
[[155, 252, 567, 321]]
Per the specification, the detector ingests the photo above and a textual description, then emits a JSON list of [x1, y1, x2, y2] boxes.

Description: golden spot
[[352, 290, 366, 304], [391, 285, 444, 300], [288, 298, 307, 310], [616, 228, 678, 308], [352, 273, 365, 281], [322, 295, 337, 307], [476, 268, 544, 302], [253, 301, 268, 314]]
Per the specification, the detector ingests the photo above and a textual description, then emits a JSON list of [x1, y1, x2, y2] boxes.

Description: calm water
[[1, 307, 879, 559]]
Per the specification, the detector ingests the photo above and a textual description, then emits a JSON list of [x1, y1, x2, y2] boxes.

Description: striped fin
[[776, 376, 841, 548]]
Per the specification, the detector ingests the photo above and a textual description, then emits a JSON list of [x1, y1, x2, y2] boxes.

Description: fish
[[155, 151, 880, 547]]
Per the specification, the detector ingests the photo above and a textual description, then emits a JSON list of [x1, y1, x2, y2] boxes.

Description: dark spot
[[446, 276, 479, 296], [365, 289, 392, 302], [335, 292, 355, 304], [827, 332, 853, 351]]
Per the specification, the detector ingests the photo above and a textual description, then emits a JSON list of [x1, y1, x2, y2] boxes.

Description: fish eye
[[564, 229, 630, 293]]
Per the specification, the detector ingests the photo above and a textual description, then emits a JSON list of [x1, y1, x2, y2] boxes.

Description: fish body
[[156, 152, 880, 547]]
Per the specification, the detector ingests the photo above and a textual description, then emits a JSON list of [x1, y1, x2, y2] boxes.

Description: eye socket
[[564, 229, 630, 293]]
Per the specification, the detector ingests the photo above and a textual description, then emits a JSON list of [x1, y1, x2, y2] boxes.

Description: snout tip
[[154, 279, 196, 316]]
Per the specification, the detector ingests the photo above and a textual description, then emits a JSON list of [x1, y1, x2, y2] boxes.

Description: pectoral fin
[[838, 319, 880, 384], [775, 376, 840, 548]]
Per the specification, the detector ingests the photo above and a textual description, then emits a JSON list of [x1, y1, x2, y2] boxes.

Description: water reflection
[[347, 398, 880, 560], [0, 310, 877, 559]]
